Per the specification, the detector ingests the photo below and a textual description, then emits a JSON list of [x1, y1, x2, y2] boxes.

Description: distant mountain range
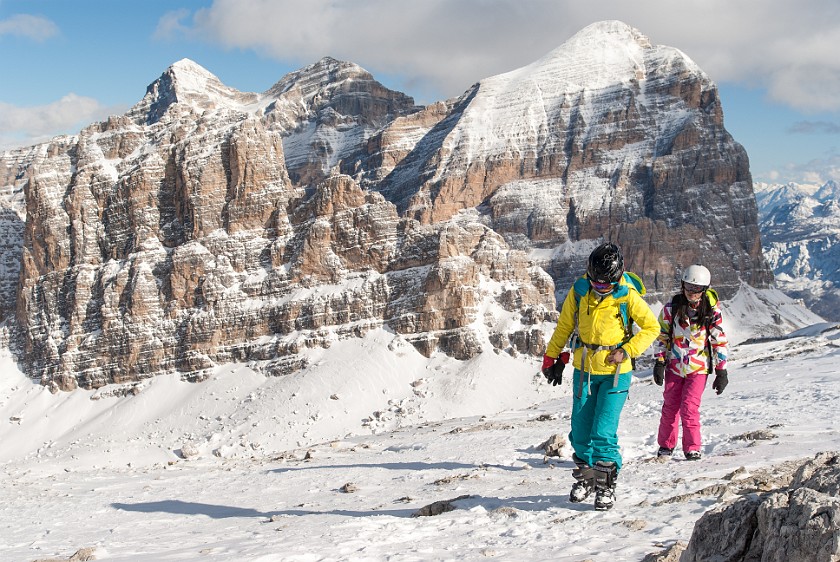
[[755, 180, 840, 320]]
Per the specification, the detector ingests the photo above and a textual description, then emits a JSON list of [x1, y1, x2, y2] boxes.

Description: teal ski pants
[[568, 369, 632, 471]]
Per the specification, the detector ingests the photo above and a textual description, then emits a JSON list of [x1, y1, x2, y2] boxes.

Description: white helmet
[[681, 264, 711, 286]]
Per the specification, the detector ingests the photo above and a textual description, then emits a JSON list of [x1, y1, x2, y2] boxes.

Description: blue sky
[[2, 0, 840, 186]]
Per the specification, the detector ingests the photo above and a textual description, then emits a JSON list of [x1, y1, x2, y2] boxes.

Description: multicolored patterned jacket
[[654, 290, 728, 377]]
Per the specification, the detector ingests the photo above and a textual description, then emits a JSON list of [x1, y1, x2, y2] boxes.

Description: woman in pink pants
[[652, 265, 729, 461]]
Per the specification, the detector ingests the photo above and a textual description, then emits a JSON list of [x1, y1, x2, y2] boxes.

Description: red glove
[[542, 355, 556, 370], [542, 352, 570, 371], [542, 352, 570, 386]]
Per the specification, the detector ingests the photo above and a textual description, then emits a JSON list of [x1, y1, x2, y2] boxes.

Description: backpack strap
[[569, 276, 590, 353], [617, 272, 644, 355], [666, 293, 681, 351], [703, 288, 718, 374]]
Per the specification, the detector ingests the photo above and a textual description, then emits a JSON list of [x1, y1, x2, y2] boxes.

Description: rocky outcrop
[[2, 20, 774, 389], [681, 451, 840, 562], [261, 57, 420, 187]]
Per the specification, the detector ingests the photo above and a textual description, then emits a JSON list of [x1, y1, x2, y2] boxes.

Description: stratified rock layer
[[1, 21, 771, 389]]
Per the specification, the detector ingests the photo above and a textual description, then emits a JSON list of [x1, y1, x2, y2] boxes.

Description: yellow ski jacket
[[545, 276, 659, 375]]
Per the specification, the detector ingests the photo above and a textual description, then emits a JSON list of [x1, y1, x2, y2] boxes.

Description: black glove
[[712, 369, 728, 395], [542, 352, 569, 386], [653, 360, 665, 386]]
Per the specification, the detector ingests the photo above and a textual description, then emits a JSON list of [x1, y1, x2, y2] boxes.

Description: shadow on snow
[[112, 491, 589, 521]]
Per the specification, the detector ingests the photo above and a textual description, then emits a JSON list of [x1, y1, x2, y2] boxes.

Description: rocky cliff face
[[1, 20, 771, 390], [368, 21, 771, 297], [5, 64, 553, 390]]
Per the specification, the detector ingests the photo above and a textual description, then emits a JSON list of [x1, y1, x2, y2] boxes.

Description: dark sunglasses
[[683, 282, 707, 294]]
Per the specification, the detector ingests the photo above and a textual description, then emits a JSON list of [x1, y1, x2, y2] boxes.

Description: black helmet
[[587, 243, 624, 283]]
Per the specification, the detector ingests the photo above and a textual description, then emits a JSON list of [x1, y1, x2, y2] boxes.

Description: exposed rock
[[178, 442, 200, 459], [261, 56, 420, 187], [641, 541, 687, 562], [732, 428, 777, 441], [0, 207, 23, 322], [373, 21, 771, 299], [412, 494, 473, 517], [681, 451, 840, 562], [539, 434, 566, 458]]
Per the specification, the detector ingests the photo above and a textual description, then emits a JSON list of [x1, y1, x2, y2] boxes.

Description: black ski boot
[[569, 453, 595, 503], [570, 480, 594, 503], [684, 450, 702, 461], [594, 485, 616, 511], [657, 446, 674, 458], [593, 461, 617, 511]]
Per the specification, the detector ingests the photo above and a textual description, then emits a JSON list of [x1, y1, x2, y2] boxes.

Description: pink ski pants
[[657, 371, 708, 453]]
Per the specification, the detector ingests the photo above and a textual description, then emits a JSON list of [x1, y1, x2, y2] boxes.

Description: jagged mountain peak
[[260, 55, 418, 183], [815, 179, 840, 200], [755, 180, 825, 220], [757, 180, 840, 320], [167, 58, 218, 80], [448, 18, 710, 140], [130, 57, 257, 124], [2, 21, 774, 389], [378, 17, 763, 298], [264, 56, 372, 98], [385, 18, 714, 199]]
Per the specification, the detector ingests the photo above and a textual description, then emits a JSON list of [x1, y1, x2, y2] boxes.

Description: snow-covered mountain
[[755, 180, 840, 320], [1, 20, 772, 391], [370, 20, 771, 295]]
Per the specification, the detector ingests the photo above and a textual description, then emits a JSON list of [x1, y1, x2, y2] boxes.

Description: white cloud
[[153, 9, 193, 41], [0, 14, 59, 41], [170, 0, 840, 110], [767, 64, 840, 112], [801, 170, 828, 184], [760, 151, 840, 185], [787, 121, 840, 134], [0, 95, 121, 152]]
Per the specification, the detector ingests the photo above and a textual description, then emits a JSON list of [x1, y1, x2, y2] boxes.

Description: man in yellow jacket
[[541, 243, 658, 510]]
